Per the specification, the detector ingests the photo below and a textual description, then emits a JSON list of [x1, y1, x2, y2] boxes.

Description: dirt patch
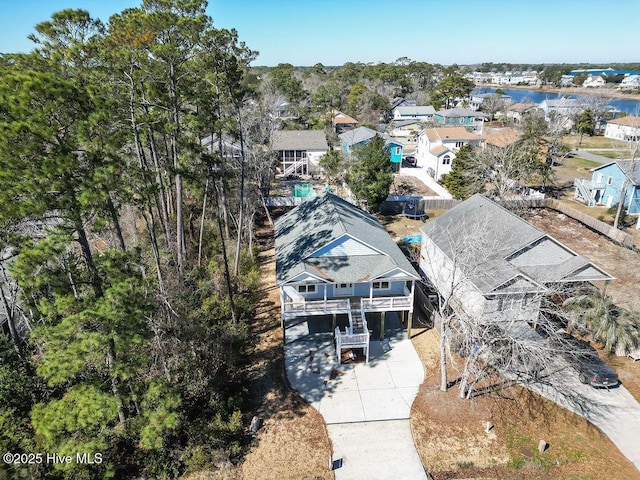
[[238, 220, 333, 480], [524, 207, 640, 404], [390, 173, 439, 197], [409, 328, 640, 480], [525, 209, 640, 312]]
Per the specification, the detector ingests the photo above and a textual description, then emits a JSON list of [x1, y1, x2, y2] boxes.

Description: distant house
[[331, 110, 359, 133], [390, 97, 417, 111], [272, 100, 297, 120], [276, 193, 420, 357], [271, 130, 329, 176], [434, 108, 485, 134], [469, 93, 511, 112], [491, 71, 538, 86], [201, 134, 242, 160], [574, 160, 640, 213], [339, 126, 404, 170], [388, 119, 424, 139], [538, 98, 584, 131], [392, 105, 436, 122], [483, 127, 522, 149], [415, 127, 483, 180], [419, 194, 614, 326], [506, 103, 537, 124], [620, 75, 640, 89], [583, 75, 606, 88], [604, 116, 640, 142]]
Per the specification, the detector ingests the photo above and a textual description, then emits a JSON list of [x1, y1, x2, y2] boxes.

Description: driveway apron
[[284, 314, 428, 479]]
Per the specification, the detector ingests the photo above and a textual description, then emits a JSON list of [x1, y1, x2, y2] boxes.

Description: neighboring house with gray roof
[[434, 108, 485, 134], [392, 105, 436, 121], [419, 194, 613, 324], [339, 126, 404, 171], [271, 130, 329, 176], [276, 193, 420, 358]]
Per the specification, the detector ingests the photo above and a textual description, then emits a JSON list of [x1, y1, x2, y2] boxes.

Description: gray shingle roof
[[338, 126, 377, 146], [271, 130, 329, 151], [420, 195, 613, 294], [339, 126, 403, 149], [436, 108, 485, 118], [394, 106, 436, 116], [275, 193, 419, 285], [615, 160, 640, 185]]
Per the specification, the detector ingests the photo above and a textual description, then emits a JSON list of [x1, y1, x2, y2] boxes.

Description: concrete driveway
[[524, 357, 640, 471], [284, 313, 428, 480]]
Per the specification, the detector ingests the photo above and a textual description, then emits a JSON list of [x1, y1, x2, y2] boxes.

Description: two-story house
[[620, 75, 640, 89], [271, 130, 329, 176], [419, 195, 613, 328], [604, 116, 640, 142], [276, 193, 420, 361], [331, 110, 359, 134], [414, 127, 483, 180], [574, 160, 640, 213], [392, 106, 436, 122], [434, 108, 485, 134]]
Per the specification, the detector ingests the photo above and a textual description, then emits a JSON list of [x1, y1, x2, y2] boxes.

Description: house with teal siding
[[339, 126, 404, 171], [574, 160, 640, 214], [434, 108, 485, 134]]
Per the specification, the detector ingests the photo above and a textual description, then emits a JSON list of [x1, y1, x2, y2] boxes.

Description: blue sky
[[1, 0, 638, 66]]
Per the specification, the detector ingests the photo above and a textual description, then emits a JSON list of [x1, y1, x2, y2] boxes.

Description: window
[[607, 176, 613, 185], [395, 146, 401, 155], [298, 284, 316, 294], [335, 283, 353, 296], [455, 141, 464, 148], [442, 155, 451, 165], [372, 281, 390, 290], [498, 294, 524, 311]]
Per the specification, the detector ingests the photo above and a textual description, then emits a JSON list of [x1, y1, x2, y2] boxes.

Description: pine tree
[[348, 135, 393, 210], [443, 145, 484, 199]]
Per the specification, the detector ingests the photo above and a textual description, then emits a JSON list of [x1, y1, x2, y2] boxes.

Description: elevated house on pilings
[[275, 193, 419, 364]]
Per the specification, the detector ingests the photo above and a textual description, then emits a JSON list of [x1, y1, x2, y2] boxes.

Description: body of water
[[474, 87, 640, 115]]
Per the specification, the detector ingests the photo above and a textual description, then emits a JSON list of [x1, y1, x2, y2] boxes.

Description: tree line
[[0, 1, 273, 478]]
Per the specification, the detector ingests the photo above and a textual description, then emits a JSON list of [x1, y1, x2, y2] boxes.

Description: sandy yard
[[238, 219, 333, 480], [524, 209, 640, 312], [409, 327, 640, 480]]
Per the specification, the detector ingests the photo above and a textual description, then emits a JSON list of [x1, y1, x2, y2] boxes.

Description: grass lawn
[[562, 134, 628, 150], [551, 156, 600, 187]]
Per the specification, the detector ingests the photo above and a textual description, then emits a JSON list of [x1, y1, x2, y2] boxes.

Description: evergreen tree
[[348, 135, 393, 210], [442, 145, 484, 199]]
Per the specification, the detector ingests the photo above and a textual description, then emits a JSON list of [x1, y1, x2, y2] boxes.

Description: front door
[[335, 283, 354, 296]]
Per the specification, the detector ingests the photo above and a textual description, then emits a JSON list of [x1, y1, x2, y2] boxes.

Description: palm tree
[[563, 294, 639, 355]]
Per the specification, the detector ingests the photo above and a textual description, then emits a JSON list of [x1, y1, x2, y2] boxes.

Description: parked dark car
[[403, 155, 417, 167], [549, 333, 619, 388]]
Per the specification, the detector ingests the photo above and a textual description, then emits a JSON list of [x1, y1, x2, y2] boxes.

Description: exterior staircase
[[573, 178, 598, 206], [350, 309, 365, 334]]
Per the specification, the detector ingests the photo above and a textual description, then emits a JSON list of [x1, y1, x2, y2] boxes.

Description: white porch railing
[[362, 295, 412, 311], [335, 327, 370, 364], [573, 178, 605, 207], [282, 298, 350, 317]]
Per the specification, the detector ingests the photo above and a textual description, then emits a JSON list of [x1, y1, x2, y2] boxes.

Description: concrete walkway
[[284, 314, 428, 479]]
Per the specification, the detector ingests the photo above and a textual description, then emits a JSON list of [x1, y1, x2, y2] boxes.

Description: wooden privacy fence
[[381, 195, 634, 248], [545, 199, 634, 247]]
